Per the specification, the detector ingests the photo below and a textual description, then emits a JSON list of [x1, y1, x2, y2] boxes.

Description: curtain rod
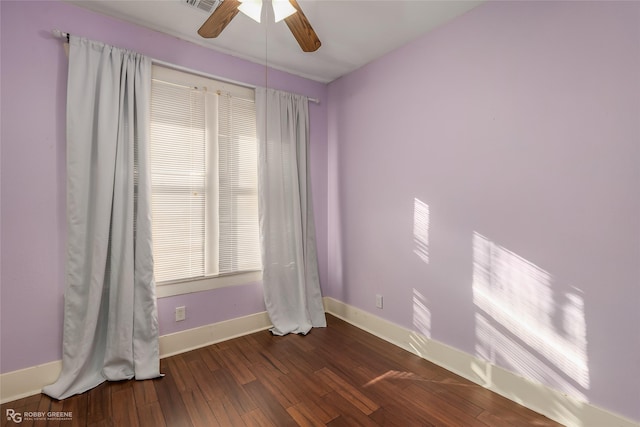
[[51, 29, 320, 105], [52, 29, 70, 42]]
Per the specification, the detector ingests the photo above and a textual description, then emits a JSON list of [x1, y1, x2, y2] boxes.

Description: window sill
[[156, 271, 262, 298]]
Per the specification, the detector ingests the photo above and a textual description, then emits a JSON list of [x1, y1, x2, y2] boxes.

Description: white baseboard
[[323, 297, 639, 427], [159, 311, 272, 358], [0, 360, 63, 405], [0, 311, 272, 404]]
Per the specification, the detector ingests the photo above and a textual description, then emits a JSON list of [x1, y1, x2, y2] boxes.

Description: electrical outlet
[[376, 294, 383, 309], [175, 306, 186, 322]]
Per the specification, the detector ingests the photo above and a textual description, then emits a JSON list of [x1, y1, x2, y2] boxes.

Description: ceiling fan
[[197, 0, 321, 52]]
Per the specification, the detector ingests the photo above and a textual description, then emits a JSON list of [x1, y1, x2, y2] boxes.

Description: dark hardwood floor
[[1, 314, 563, 426]]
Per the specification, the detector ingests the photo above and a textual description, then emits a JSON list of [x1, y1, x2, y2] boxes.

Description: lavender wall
[[0, 0, 327, 373], [327, 1, 639, 422]]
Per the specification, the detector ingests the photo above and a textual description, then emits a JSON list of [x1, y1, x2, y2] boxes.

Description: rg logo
[[6, 409, 22, 423]]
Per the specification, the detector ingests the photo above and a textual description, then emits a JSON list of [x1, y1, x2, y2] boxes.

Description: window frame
[[150, 65, 262, 298]]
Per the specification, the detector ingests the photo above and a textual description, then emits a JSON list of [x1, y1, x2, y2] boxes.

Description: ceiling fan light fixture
[[238, 0, 262, 23], [272, 0, 296, 23], [198, 0, 320, 52]]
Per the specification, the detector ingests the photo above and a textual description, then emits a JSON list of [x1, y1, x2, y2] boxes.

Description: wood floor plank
[[35, 396, 54, 427], [286, 403, 327, 427], [286, 399, 338, 426], [108, 379, 133, 394], [257, 347, 290, 376], [86, 382, 111, 425], [281, 360, 333, 398], [210, 366, 257, 415], [250, 331, 300, 362], [399, 383, 489, 427], [216, 347, 257, 385], [429, 369, 557, 424], [153, 369, 193, 427], [111, 387, 139, 427], [313, 343, 361, 373], [369, 406, 433, 427], [186, 358, 219, 402], [208, 396, 246, 427], [251, 363, 300, 409], [280, 345, 326, 373], [412, 378, 486, 418], [315, 367, 379, 415], [235, 334, 271, 366], [180, 389, 220, 427], [353, 366, 440, 426], [61, 392, 87, 427], [201, 345, 223, 372], [136, 401, 166, 427], [132, 379, 158, 406], [167, 355, 199, 392], [286, 331, 317, 353], [241, 408, 276, 427], [243, 380, 298, 427], [44, 396, 65, 427], [322, 391, 379, 427]]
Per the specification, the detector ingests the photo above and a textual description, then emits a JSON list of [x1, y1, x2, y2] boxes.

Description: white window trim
[[156, 270, 262, 298]]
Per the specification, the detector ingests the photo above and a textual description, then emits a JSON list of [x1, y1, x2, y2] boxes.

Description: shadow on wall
[[471, 232, 589, 400], [326, 93, 345, 302]]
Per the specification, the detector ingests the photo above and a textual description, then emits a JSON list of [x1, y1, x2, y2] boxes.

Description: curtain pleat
[[256, 88, 326, 336], [43, 36, 160, 400]]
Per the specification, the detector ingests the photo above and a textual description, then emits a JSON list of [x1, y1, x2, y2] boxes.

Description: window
[[150, 66, 261, 297]]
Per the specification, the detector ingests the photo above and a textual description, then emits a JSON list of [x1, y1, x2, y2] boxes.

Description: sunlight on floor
[[363, 369, 477, 388], [472, 232, 589, 398]]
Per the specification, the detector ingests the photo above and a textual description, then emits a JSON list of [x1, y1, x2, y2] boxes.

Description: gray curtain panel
[[43, 36, 160, 400], [256, 87, 326, 336]]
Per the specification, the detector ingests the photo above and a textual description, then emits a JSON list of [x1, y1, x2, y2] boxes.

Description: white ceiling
[[66, 0, 483, 83]]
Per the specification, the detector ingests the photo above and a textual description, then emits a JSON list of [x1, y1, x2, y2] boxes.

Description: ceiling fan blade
[[198, 0, 242, 38], [284, 0, 321, 52]]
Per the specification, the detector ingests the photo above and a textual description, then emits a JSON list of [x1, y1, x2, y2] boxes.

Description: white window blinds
[[150, 66, 261, 284], [218, 94, 261, 275]]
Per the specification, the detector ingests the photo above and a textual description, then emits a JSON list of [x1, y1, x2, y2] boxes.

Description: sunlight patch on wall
[[409, 331, 430, 359], [409, 288, 432, 358], [413, 198, 430, 264], [413, 288, 432, 339], [472, 232, 589, 398]]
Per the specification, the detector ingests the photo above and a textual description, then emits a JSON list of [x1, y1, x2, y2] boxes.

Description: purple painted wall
[[2, 0, 639, 422], [327, 1, 639, 422], [0, 0, 327, 373]]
